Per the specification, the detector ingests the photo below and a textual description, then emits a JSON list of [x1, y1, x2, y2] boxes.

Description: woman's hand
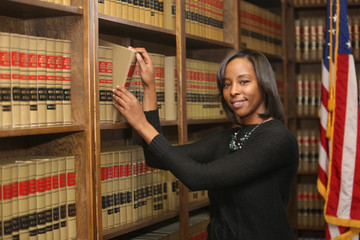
[[128, 47, 155, 89], [112, 85, 147, 130], [112, 85, 159, 144]]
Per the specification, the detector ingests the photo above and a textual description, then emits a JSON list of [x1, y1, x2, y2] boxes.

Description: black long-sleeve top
[[143, 110, 299, 240]]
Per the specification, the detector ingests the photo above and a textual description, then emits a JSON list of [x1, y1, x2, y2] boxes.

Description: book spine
[[62, 40, 71, 125], [37, 37, 47, 127], [52, 158, 61, 240], [28, 160, 38, 240], [66, 156, 76, 239], [17, 161, 30, 240], [58, 157, 67, 240], [46, 38, 57, 126], [36, 159, 47, 240], [0, 32, 12, 128], [29, 36, 38, 127], [55, 40, 64, 125], [11, 33, 21, 128]]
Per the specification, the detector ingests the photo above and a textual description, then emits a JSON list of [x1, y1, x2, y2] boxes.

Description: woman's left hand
[[112, 85, 147, 130]]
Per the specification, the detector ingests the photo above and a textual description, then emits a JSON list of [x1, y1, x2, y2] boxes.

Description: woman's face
[[222, 57, 266, 125]]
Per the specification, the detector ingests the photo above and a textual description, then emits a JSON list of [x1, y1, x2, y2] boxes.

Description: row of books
[[296, 73, 321, 117], [297, 128, 320, 173], [295, 16, 360, 61], [0, 32, 72, 129], [98, 0, 224, 42], [297, 183, 326, 228], [100, 145, 208, 230], [240, 1, 282, 57], [294, 0, 360, 6], [0, 156, 76, 240], [126, 212, 210, 240], [98, 41, 225, 123], [39, 0, 71, 6]]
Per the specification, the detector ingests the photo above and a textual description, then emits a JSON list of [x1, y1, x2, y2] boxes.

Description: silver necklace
[[229, 120, 265, 151]]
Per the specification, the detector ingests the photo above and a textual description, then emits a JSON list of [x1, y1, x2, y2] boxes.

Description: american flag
[[318, 0, 360, 239]]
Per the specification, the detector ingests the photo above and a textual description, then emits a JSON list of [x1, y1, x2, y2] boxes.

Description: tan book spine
[[35, 159, 47, 240], [1, 162, 13, 240], [105, 47, 113, 123], [0, 32, 12, 128], [28, 160, 38, 240], [36, 37, 47, 127], [100, 152, 108, 230], [46, 38, 57, 126], [51, 157, 61, 240], [106, 152, 114, 228], [62, 40, 71, 125], [19, 35, 30, 128], [125, 148, 133, 223], [55, 40, 64, 125], [112, 151, 120, 227], [65, 156, 76, 239], [98, 0, 105, 14], [58, 157, 67, 240], [119, 148, 127, 225], [29, 36, 38, 127], [98, 46, 108, 124], [16, 160, 30, 240], [11, 33, 21, 128], [144, 0, 151, 24]]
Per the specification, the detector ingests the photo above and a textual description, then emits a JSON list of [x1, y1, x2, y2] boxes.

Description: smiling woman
[[112, 48, 299, 240]]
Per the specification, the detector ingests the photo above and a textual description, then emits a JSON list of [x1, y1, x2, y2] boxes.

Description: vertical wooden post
[[175, 0, 189, 239]]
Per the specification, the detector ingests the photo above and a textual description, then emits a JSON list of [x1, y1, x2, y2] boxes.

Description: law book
[[99, 40, 136, 123], [19, 35, 31, 128], [35, 158, 47, 240], [51, 157, 61, 240], [62, 40, 71, 125], [58, 157, 68, 240], [101, 152, 108, 230], [10, 33, 21, 128], [28, 160, 38, 240], [10, 160, 19, 240], [1, 161, 13, 240], [37, 37, 48, 127], [164, 56, 177, 121], [16, 160, 30, 240], [98, 46, 108, 124], [29, 36, 38, 127], [0, 32, 12, 128], [55, 40, 64, 125], [112, 150, 121, 227], [106, 152, 115, 229], [66, 156, 76, 239], [119, 148, 127, 225], [46, 38, 57, 126]]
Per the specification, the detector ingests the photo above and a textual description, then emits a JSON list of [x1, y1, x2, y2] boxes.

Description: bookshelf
[[285, 0, 360, 239]]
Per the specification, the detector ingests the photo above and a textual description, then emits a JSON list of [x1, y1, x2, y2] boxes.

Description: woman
[[112, 48, 299, 239]]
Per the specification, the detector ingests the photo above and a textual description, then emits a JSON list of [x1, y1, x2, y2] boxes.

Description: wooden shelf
[[102, 210, 180, 240], [0, 125, 84, 138], [0, 0, 82, 19]]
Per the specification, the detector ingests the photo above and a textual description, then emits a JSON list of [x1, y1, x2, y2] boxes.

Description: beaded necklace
[[229, 120, 265, 151]]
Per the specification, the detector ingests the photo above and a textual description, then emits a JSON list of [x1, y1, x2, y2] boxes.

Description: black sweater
[[143, 110, 299, 240]]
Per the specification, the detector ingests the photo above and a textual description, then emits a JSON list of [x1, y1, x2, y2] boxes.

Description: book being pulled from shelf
[[98, 0, 224, 42], [240, 1, 282, 57], [39, 0, 71, 6], [0, 155, 76, 240], [101, 145, 183, 231], [296, 128, 320, 173], [0, 32, 72, 129], [297, 183, 325, 228]]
